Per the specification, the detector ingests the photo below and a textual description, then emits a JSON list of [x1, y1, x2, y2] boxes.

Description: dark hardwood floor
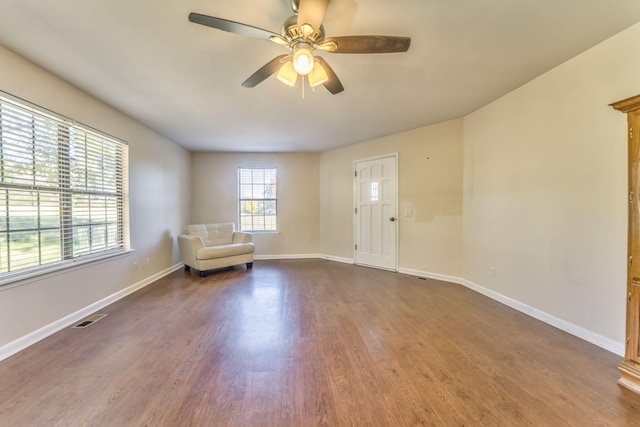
[[1, 259, 639, 426]]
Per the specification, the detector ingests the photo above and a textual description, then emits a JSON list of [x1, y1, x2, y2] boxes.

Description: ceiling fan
[[188, 0, 411, 94]]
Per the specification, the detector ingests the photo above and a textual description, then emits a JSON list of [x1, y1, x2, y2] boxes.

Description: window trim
[[237, 167, 278, 232], [0, 248, 134, 290], [0, 91, 130, 287]]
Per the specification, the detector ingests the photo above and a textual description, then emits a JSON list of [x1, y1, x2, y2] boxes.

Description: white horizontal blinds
[[69, 128, 125, 258], [0, 94, 127, 277], [0, 101, 66, 273], [238, 168, 277, 231]]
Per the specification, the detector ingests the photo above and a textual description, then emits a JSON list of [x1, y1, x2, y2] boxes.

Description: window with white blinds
[[238, 168, 277, 232], [0, 93, 129, 282]]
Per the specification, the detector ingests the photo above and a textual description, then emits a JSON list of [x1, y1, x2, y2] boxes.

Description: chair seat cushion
[[195, 243, 255, 260]]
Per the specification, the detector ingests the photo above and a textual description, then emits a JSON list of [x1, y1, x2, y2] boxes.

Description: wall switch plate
[[404, 208, 413, 217]]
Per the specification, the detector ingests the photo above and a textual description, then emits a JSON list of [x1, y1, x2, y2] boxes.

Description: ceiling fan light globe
[[308, 61, 329, 87], [293, 48, 314, 75], [276, 61, 298, 87]]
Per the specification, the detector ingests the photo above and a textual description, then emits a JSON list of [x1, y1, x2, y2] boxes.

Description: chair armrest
[[232, 231, 253, 244], [178, 234, 205, 267]]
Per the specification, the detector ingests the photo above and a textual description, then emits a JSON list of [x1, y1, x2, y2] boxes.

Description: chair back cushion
[[185, 223, 235, 246]]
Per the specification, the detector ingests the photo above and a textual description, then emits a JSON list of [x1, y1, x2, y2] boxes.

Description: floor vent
[[73, 314, 108, 329]]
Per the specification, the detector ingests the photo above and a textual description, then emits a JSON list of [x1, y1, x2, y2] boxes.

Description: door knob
[[390, 217, 396, 222]]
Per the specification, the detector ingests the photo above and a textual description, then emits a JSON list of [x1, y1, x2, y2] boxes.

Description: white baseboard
[[0, 263, 184, 362], [398, 267, 625, 357], [254, 254, 323, 260], [321, 254, 354, 264]]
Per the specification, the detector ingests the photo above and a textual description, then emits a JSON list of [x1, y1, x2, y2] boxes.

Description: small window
[[238, 168, 277, 232], [371, 182, 380, 201]]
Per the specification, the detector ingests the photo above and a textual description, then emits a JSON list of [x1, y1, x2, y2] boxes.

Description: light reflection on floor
[[235, 278, 287, 356]]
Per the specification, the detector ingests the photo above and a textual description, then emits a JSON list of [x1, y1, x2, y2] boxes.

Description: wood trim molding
[[612, 93, 640, 395], [619, 361, 640, 394], [610, 94, 640, 113]]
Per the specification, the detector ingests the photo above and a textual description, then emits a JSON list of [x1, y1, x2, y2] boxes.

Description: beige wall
[[462, 22, 640, 345], [0, 44, 191, 350], [320, 119, 464, 277], [190, 152, 320, 256]]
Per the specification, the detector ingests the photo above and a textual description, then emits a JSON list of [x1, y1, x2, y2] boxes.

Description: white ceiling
[[1, 0, 640, 152]]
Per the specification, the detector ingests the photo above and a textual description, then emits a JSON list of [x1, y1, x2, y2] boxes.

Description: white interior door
[[355, 155, 397, 270]]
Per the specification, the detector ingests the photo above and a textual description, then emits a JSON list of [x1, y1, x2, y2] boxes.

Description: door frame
[[353, 153, 399, 271]]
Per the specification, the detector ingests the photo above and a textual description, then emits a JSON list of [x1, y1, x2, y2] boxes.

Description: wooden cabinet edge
[[619, 361, 640, 394], [612, 94, 640, 395], [611, 94, 640, 113]]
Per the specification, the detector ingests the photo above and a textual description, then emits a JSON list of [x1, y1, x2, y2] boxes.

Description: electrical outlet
[[134, 261, 139, 271], [490, 267, 496, 278], [146, 257, 150, 267]]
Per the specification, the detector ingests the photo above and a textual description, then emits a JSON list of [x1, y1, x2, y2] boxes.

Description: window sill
[[245, 231, 280, 235], [0, 249, 134, 291]]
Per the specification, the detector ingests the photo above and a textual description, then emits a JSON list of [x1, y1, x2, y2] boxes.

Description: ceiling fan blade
[[241, 55, 289, 88], [314, 56, 344, 94], [322, 36, 411, 54], [296, 0, 329, 31], [189, 12, 280, 42]]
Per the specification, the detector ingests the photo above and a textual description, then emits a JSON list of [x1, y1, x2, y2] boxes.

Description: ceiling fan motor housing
[[282, 16, 325, 45]]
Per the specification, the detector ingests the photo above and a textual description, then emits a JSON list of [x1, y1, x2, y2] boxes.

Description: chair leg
[[199, 270, 207, 277], [184, 265, 191, 272], [247, 262, 253, 269]]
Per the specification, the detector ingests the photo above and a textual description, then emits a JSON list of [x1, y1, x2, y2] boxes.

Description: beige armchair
[[178, 223, 254, 277]]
